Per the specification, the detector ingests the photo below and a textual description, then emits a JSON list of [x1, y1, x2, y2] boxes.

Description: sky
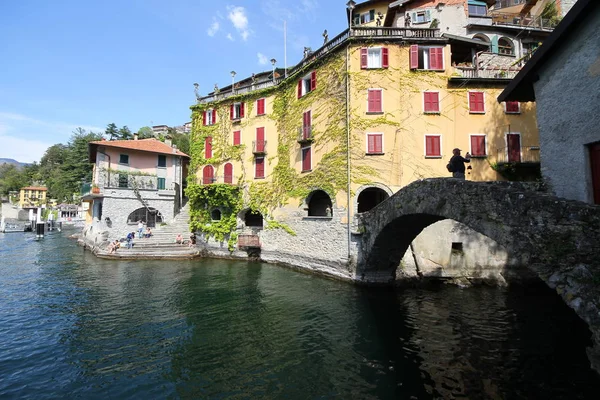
[[0, 0, 350, 163]]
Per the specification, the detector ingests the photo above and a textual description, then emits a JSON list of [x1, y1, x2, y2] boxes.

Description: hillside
[[0, 158, 28, 168]]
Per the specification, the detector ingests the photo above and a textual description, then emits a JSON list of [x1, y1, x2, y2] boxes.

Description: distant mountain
[[0, 158, 29, 168]]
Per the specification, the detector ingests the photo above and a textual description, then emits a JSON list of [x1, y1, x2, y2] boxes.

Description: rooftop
[[89, 138, 189, 158]]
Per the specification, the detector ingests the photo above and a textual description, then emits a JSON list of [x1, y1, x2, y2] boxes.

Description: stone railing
[[453, 66, 521, 79]]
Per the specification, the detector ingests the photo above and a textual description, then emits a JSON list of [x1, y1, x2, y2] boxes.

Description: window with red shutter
[[429, 47, 444, 70], [257, 98, 265, 115], [233, 130, 241, 146], [203, 111, 207, 126], [224, 163, 233, 184], [410, 45, 419, 69], [256, 127, 265, 152], [255, 157, 265, 178], [302, 147, 312, 172], [240, 102, 245, 118], [425, 135, 441, 157], [367, 89, 382, 113], [310, 71, 316, 91], [205, 136, 213, 159], [202, 165, 214, 185], [505, 101, 520, 114], [367, 133, 383, 154], [470, 135, 486, 156], [424, 92, 440, 113], [361, 48, 368, 69], [303, 111, 311, 139], [382, 48, 389, 68], [469, 92, 485, 113], [230, 104, 234, 120], [298, 72, 316, 98]]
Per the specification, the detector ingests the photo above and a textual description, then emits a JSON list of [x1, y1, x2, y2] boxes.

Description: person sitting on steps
[[144, 227, 152, 238], [175, 233, 184, 245]]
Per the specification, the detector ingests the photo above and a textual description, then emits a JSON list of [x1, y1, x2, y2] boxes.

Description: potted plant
[[92, 184, 100, 194]]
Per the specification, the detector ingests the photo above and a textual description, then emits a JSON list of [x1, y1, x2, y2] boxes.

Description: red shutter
[[233, 130, 241, 145], [310, 71, 316, 91], [302, 147, 311, 171], [303, 111, 311, 138], [470, 92, 485, 113], [368, 134, 375, 153], [361, 48, 368, 69], [213, 109, 217, 123], [230, 104, 234, 120], [506, 101, 519, 113], [429, 47, 443, 70], [426, 136, 440, 156], [205, 136, 212, 159], [297, 80, 302, 98], [410, 45, 419, 69], [257, 98, 265, 115], [240, 102, 245, 118], [374, 134, 382, 153], [224, 163, 233, 184], [203, 165, 214, 185], [471, 136, 486, 156], [255, 158, 265, 178], [368, 90, 382, 113], [382, 48, 389, 68], [203, 111, 207, 126], [424, 92, 439, 112], [256, 127, 265, 152]]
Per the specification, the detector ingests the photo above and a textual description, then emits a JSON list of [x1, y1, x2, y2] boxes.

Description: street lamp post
[[345, 0, 356, 262], [270, 58, 277, 83], [231, 71, 236, 93]]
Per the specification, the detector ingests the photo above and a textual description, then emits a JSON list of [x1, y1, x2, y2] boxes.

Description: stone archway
[[357, 186, 391, 213], [306, 190, 333, 217], [354, 183, 393, 215]]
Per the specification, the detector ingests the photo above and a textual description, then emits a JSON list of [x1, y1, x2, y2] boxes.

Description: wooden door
[[202, 165, 214, 185], [507, 134, 521, 162], [590, 142, 600, 204]]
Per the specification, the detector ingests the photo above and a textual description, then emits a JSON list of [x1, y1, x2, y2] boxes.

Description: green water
[[0, 232, 599, 399]]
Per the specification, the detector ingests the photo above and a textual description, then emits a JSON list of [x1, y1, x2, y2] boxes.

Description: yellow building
[[19, 186, 48, 208], [188, 0, 546, 246]]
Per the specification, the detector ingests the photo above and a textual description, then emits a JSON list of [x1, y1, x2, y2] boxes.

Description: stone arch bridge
[[354, 178, 600, 372]]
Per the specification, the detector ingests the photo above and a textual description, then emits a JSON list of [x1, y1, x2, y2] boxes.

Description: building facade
[[18, 186, 48, 209]]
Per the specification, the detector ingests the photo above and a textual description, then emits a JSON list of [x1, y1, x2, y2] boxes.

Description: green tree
[[105, 123, 119, 140], [137, 126, 154, 139], [171, 132, 190, 155], [119, 125, 133, 140], [0, 164, 28, 195]]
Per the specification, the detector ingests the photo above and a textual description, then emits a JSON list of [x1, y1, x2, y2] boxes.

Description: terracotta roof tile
[[89, 138, 189, 157], [21, 186, 48, 191]]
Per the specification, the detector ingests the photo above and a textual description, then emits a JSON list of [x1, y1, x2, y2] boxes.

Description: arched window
[[203, 165, 214, 185], [498, 37, 514, 55], [307, 190, 332, 217], [224, 163, 233, 184], [244, 210, 263, 228], [473, 33, 490, 51], [127, 207, 163, 228], [357, 187, 390, 213], [211, 209, 222, 220]]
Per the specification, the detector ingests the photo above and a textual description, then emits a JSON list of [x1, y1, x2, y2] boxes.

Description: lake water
[[1, 231, 599, 399]]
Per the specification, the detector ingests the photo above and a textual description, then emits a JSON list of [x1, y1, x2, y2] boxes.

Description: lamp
[[346, 0, 356, 28], [270, 58, 277, 82], [231, 70, 236, 93]]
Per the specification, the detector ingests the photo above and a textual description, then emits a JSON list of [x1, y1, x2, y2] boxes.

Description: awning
[[442, 33, 490, 48]]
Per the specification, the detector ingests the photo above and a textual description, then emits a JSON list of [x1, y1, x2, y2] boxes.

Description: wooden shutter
[[368, 90, 382, 113], [382, 48, 389, 68], [257, 98, 265, 115], [213, 109, 217, 123], [369, 9, 375, 20], [303, 111, 311, 138], [297, 80, 302, 98], [491, 35, 499, 54], [506, 101, 519, 113], [256, 127, 265, 152], [469, 92, 485, 113], [233, 130, 241, 145], [203, 165, 214, 185], [240, 102, 245, 118], [410, 45, 419, 69], [429, 47, 443, 70], [367, 134, 382, 153], [361, 48, 368, 69], [425, 135, 440, 157], [205, 136, 212, 159], [224, 163, 233, 184], [471, 135, 486, 156], [203, 111, 207, 126], [230, 104, 234, 120], [255, 157, 265, 178], [302, 147, 311, 171], [424, 92, 439, 113], [425, 9, 431, 22], [310, 71, 317, 91]]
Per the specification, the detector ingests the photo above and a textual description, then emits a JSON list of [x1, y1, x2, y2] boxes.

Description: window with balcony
[[360, 47, 389, 69], [366, 133, 383, 155], [423, 91, 440, 113], [470, 135, 487, 157], [299, 110, 312, 142], [297, 71, 316, 98], [498, 37, 514, 56], [468, 1, 488, 17], [203, 108, 216, 125], [469, 92, 485, 113], [353, 9, 375, 25], [158, 155, 167, 168], [425, 135, 441, 157], [119, 154, 129, 165], [230, 102, 245, 120], [157, 177, 166, 190], [410, 45, 444, 71], [411, 9, 432, 24]]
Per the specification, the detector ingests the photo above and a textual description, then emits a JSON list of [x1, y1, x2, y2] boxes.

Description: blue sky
[[0, 0, 349, 163]]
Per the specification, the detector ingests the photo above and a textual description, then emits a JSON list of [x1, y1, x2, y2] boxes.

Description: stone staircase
[[97, 203, 200, 259]]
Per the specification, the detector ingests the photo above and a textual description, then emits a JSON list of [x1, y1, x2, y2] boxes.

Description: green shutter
[[491, 35, 499, 54], [369, 9, 375, 20], [425, 10, 431, 22]]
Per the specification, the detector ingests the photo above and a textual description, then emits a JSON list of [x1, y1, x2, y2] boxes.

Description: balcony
[[297, 126, 314, 144], [487, 11, 557, 30], [252, 140, 267, 155], [452, 66, 521, 80], [496, 146, 540, 164], [493, 0, 527, 10]]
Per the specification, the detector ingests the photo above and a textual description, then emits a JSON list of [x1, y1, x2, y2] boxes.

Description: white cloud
[[226, 33, 234, 41], [227, 6, 251, 41], [0, 133, 53, 163], [207, 19, 220, 37], [257, 53, 269, 65]]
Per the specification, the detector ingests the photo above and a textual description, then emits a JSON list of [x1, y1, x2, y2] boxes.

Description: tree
[[105, 123, 119, 140], [171, 133, 190, 155], [119, 125, 133, 140], [0, 164, 28, 195], [137, 126, 154, 139]]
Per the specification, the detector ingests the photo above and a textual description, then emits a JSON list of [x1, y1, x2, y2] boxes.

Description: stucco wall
[[533, 6, 600, 203]]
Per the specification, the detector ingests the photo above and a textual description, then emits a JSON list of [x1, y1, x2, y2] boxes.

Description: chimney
[[164, 136, 172, 147], [133, 133, 138, 140], [172, 144, 178, 153]]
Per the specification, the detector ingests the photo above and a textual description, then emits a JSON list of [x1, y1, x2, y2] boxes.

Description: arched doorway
[[127, 207, 163, 228], [307, 190, 332, 216], [357, 187, 389, 213], [244, 210, 263, 228]]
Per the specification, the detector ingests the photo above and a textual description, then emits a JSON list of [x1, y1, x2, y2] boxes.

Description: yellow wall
[[352, 1, 391, 27], [19, 188, 48, 208]]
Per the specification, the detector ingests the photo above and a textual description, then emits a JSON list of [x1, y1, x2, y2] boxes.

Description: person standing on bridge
[[450, 148, 471, 179]]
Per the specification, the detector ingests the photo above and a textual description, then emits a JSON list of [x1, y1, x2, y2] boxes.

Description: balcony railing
[[493, 0, 527, 10], [252, 140, 267, 154], [488, 11, 558, 30], [453, 66, 521, 79], [297, 126, 314, 143], [496, 146, 540, 164]]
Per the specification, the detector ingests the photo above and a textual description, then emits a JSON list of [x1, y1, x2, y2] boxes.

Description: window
[[468, 0, 488, 16], [302, 110, 312, 140], [470, 135, 487, 157], [119, 154, 129, 165], [158, 155, 167, 168], [224, 163, 233, 184], [205, 136, 213, 159], [425, 135, 441, 157], [423, 92, 440, 113], [367, 89, 383, 113], [230, 102, 245, 120], [361, 47, 389, 69], [255, 157, 265, 178], [118, 174, 128, 188], [473, 34, 491, 51], [256, 98, 266, 115], [203, 165, 214, 184], [157, 177, 166, 190], [233, 130, 241, 146], [469, 92, 485, 113], [505, 101, 520, 114], [366, 133, 383, 154], [255, 127, 265, 153], [211, 209, 222, 220], [353, 9, 375, 25], [297, 71, 317, 98], [498, 37, 514, 55], [203, 108, 216, 125], [411, 9, 432, 24], [302, 147, 312, 172], [409, 45, 444, 71]]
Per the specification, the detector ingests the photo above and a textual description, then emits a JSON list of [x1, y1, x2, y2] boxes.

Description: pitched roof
[[21, 186, 47, 191], [89, 138, 189, 158], [498, 0, 596, 102]]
